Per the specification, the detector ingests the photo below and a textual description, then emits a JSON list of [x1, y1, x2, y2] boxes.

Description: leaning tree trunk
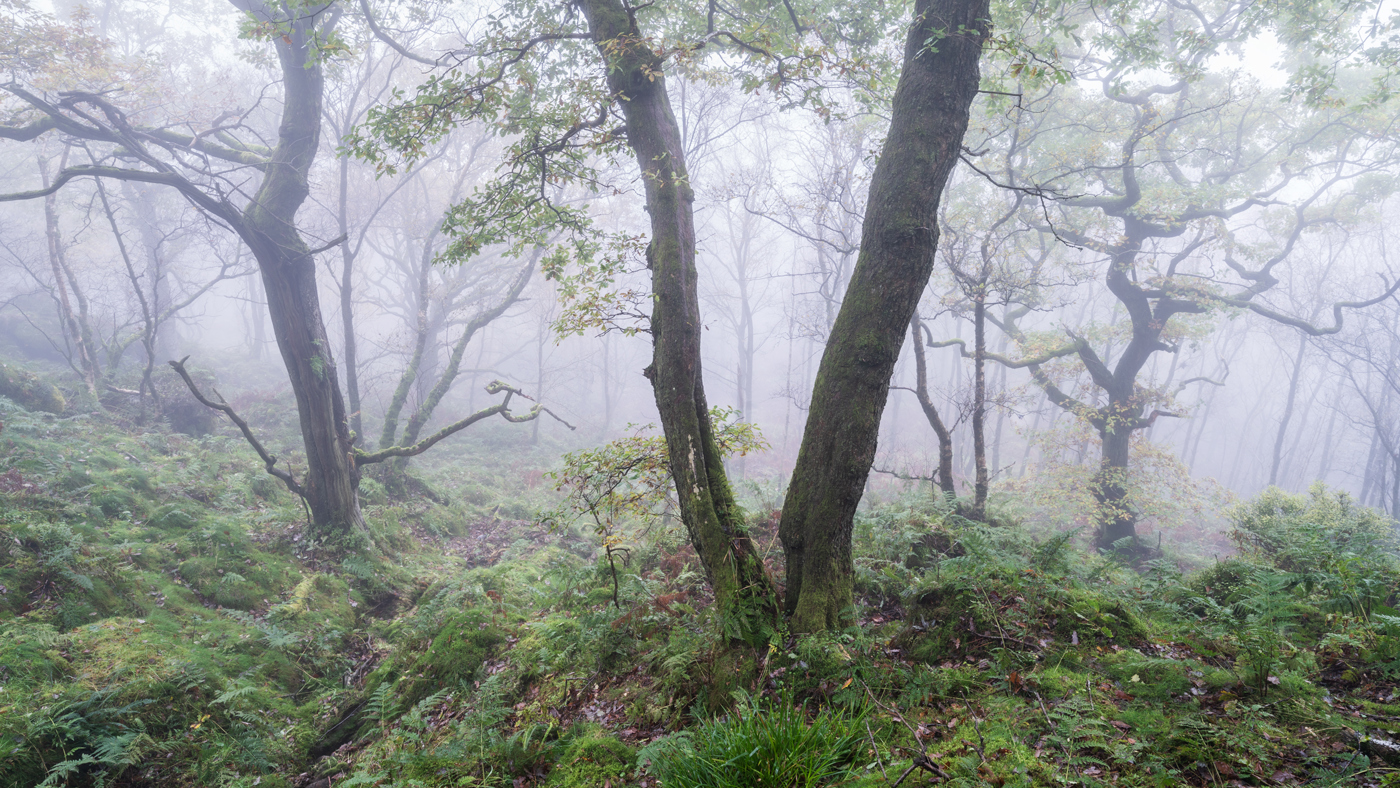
[[778, 0, 990, 633], [580, 0, 778, 644], [240, 24, 365, 545]]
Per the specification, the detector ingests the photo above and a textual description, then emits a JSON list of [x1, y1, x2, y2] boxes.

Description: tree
[[977, 0, 1400, 550], [0, 1, 547, 545], [777, 0, 991, 632], [352, 0, 890, 641], [0, 0, 372, 541]]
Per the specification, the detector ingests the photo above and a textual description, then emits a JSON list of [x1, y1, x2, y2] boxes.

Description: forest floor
[[3, 393, 1400, 788]]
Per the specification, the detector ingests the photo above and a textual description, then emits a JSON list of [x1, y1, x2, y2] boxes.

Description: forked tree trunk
[[40, 153, 100, 399], [778, 0, 990, 633], [909, 316, 956, 498], [580, 0, 778, 644]]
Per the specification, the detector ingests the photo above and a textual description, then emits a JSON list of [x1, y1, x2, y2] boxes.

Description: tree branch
[[1174, 365, 1229, 394], [0, 164, 240, 226], [355, 380, 576, 465], [308, 233, 348, 255], [358, 0, 441, 66], [0, 114, 57, 141], [167, 356, 305, 498], [871, 465, 936, 483], [926, 335, 1084, 369], [1212, 277, 1400, 336]]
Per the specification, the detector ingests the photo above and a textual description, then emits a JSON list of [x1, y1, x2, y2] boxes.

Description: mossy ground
[[2, 393, 1400, 787]]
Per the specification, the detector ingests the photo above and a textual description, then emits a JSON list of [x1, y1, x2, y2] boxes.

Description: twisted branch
[[167, 356, 305, 498], [355, 380, 576, 465]]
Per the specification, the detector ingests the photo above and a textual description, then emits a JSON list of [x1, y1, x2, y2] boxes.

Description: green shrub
[[643, 698, 866, 788], [544, 725, 634, 788], [1229, 483, 1397, 578]]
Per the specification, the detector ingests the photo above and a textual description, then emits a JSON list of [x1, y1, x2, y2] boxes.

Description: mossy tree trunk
[[778, 0, 990, 633], [239, 11, 365, 545], [579, 0, 778, 645]]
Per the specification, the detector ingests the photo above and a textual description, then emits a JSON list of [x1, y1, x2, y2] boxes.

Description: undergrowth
[[2, 390, 1400, 787]]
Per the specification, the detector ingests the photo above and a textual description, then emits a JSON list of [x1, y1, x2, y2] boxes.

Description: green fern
[[364, 681, 400, 728], [1044, 695, 1112, 783]]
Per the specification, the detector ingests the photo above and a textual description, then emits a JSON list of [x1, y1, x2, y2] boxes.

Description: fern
[[213, 683, 258, 705], [37, 755, 99, 788], [363, 682, 399, 728], [1043, 695, 1111, 782], [402, 688, 451, 730]]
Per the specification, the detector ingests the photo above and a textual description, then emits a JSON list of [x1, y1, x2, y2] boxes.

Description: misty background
[[3, 0, 1397, 549]]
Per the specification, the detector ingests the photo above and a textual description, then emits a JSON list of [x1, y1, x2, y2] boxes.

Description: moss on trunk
[[778, 0, 991, 633]]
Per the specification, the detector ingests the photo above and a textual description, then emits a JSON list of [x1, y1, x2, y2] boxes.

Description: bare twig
[[307, 233, 348, 255], [856, 677, 951, 785], [866, 720, 888, 782], [168, 356, 306, 500], [354, 381, 576, 465]]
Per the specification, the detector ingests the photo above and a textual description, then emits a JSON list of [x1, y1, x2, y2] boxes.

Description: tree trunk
[[910, 316, 956, 498], [337, 155, 364, 441], [39, 153, 100, 400], [378, 247, 434, 450], [239, 20, 365, 545], [399, 260, 534, 448], [1269, 334, 1307, 486], [127, 182, 179, 358], [1095, 398, 1135, 548], [1316, 379, 1342, 483], [94, 179, 159, 420], [580, 0, 778, 644], [778, 0, 990, 633], [989, 329, 1008, 478], [971, 297, 988, 519], [1391, 451, 1400, 518]]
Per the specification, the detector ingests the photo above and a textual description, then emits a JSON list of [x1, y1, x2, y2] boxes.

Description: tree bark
[[238, 10, 365, 544], [778, 0, 990, 633], [579, 0, 778, 644], [971, 296, 988, 519]]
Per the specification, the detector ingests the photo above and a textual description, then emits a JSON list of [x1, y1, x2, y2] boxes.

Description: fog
[[4, 0, 1400, 551]]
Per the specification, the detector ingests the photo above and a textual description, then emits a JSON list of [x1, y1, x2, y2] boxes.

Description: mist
[[5, 0, 1400, 785]]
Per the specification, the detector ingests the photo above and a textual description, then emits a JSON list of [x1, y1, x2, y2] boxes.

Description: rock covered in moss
[[0, 361, 65, 414], [894, 569, 1150, 664]]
